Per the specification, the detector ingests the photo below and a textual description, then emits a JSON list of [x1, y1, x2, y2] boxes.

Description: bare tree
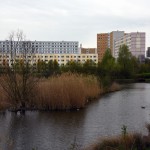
[[0, 30, 37, 112]]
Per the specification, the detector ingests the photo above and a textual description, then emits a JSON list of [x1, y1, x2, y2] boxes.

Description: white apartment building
[[0, 40, 98, 66], [114, 32, 145, 61], [0, 41, 79, 54], [110, 31, 124, 57]]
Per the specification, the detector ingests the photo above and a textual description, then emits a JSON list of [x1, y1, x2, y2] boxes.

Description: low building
[[0, 40, 79, 54], [0, 40, 98, 66], [0, 53, 98, 66], [81, 48, 97, 54]]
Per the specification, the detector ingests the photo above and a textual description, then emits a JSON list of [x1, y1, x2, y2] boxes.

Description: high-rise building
[[97, 31, 146, 62], [97, 31, 124, 61], [97, 33, 110, 61], [110, 31, 124, 56], [114, 32, 145, 62]]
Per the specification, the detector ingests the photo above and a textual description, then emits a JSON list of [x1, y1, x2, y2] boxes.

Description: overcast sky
[[0, 0, 150, 48]]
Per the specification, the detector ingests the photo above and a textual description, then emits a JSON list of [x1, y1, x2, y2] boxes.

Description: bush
[[136, 73, 150, 79]]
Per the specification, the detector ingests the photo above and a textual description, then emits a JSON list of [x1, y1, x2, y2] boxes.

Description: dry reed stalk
[[0, 86, 10, 110], [85, 133, 143, 150], [109, 82, 121, 92], [83, 75, 101, 99], [34, 73, 100, 110]]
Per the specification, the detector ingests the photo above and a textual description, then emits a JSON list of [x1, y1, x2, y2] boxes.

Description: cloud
[[0, 0, 150, 47]]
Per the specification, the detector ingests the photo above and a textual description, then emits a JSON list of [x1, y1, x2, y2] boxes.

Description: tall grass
[[33, 73, 100, 110], [85, 124, 150, 150], [109, 82, 121, 92], [0, 86, 9, 110], [0, 73, 121, 111], [86, 134, 144, 150]]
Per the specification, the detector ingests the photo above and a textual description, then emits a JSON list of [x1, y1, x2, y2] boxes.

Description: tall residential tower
[[114, 32, 145, 62], [97, 31, 145, 62], [97, 31, 124, 61]]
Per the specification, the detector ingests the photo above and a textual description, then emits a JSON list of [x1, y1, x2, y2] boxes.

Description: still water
[[0, 83, 150, 150]]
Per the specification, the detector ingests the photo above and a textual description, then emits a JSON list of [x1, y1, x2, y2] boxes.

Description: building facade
[[0, 53, 98, 66], [97, 31, 124, 61], [110, 31, 124, 56], [97, 33, 110, 61], [81, 48, 97, 54], [114, 32, 145, 61], [0, 41, 79, 54], [0, 40, 98, 66]]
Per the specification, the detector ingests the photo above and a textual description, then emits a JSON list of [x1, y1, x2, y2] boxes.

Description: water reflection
[[0, 83, 150, 150]]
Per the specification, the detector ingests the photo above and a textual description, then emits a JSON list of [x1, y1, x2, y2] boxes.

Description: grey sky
[[0, 0, 150, 48]]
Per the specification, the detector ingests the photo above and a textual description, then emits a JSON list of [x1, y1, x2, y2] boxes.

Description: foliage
[[97, 48, 116, 88], [117, 44, 135, 78], [136, 73, 150, 79], [61, 61, 82, 73], [82, 60, 97, 75], [36, 59, 60, 77], [61, 60, 97, 75], [121, 125, 127, 137]]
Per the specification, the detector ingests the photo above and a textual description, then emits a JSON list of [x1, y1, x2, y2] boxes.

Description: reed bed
[[109, 82, 121, 92], [85, 124, 150, 150], [34, 73, 100, 110], [85, 133, 150, 150], [0, 73, 121, 111], [0, 86, 9, 110]]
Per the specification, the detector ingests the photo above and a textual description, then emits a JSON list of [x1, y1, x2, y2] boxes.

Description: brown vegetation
[[0, 86, 10, 110], [109, 82, 121, 92], [33, 73, 100, 110], [86, 134, 143, 150], [85, 124, 150, 150], [0, 73, 121, 111]]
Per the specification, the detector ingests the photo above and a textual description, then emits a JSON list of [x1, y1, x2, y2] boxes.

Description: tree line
[[1, 44, 150, 80]]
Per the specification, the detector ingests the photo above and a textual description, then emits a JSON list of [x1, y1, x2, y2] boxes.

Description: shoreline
[[0, 81, 121, 113]]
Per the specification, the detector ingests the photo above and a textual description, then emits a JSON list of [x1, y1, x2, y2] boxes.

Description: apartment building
[[97, 33, 110, 61], [0, 40, 98, 66], [0, 41, 79, 54], [114, 32, 145, 61], [0, 53, 98, 66], [97, 31, 124, 61], [110, 31, 124, 56]]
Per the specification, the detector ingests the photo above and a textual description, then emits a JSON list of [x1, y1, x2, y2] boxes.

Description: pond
[[0, 83, 150, 150]]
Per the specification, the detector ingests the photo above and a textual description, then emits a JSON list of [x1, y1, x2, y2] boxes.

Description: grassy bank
[[85, 124, 150, 150], [0, 73, 121, 111]]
